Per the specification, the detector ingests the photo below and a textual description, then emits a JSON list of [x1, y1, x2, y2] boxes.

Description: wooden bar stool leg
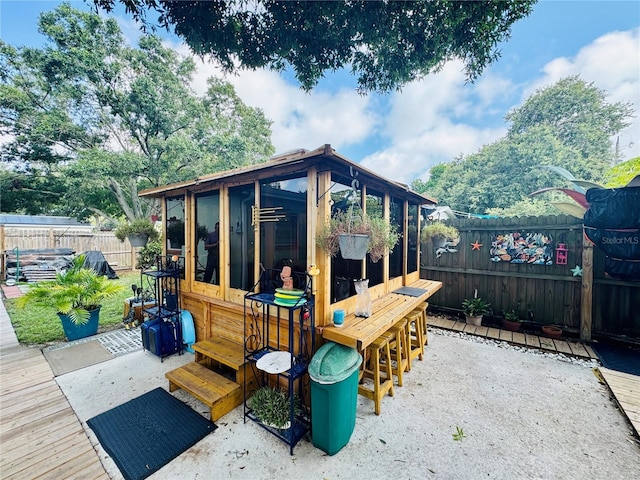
[[415, 302, 429, 346], [358, 335, 394, 415], [406, 311, 424, 363], [385, 319, 409, 386]]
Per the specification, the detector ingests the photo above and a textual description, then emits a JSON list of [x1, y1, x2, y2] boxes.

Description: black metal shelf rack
[[243, 269, 315, 455], [141, 256, 183, 361]]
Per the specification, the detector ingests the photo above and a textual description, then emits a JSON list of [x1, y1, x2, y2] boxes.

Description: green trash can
[[308, 341, 363, 455]]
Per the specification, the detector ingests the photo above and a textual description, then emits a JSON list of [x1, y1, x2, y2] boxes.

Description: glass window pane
[[229, 184, 255, 290], [329, 176, 362, 303], [195, 191, 220, 285], [389, 196, 404, 278], [408, 203, 419, 273], [260, 175, 307, 273], [365, 190, 384, 287]]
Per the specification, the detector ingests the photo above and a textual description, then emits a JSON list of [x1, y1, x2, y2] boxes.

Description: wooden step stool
[[358, 334, 394, 415], [166, 362, 242, 421]]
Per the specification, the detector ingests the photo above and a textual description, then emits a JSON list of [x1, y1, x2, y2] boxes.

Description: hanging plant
[[317, 206, 399, 262]]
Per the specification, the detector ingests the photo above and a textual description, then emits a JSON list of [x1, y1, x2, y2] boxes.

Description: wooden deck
[[597, 367, 640, 437], [427, 315, 600, 360], [0, 306, 108, 479]]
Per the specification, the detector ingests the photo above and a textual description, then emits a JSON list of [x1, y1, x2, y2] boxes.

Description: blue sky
[[1, 1, 639, 185]]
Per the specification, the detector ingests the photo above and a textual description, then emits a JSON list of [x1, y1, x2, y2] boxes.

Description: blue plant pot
[[58, 307, 101, 341]]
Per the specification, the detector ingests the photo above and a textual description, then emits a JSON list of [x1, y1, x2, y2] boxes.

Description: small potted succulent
[[248, 385, 301, 430], [462, 297, 490, 326], [501, 309, 523, 332]]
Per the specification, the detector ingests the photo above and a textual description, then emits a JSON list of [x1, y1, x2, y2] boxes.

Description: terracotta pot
[[465, 314, 483, 326], [542, 325, 562, 339], [501, 319, 522, 332]]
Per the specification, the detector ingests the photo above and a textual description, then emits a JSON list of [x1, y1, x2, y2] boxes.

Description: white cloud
[[359, 61, 510, 183], [524, 28, 640, 160], [164, 23, 638, 186]]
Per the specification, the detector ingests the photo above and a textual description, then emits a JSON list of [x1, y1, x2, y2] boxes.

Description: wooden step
[[193, 337, 245, 370], [165, 362, 242, 421], [192, 337, 257, 391]]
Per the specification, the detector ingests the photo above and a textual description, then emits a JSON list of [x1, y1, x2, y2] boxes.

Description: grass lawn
[[5, 270, 142, 345]]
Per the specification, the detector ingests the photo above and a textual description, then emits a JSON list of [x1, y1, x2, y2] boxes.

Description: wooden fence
[[420, 215, 640, 341], [0, 225, 135, 275]]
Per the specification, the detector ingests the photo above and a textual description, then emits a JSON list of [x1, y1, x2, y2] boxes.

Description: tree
[[1, 4, 274, 220], [506, 76, 633, 168], [91, 0, 536, 93], [423, 77, 634, 216]]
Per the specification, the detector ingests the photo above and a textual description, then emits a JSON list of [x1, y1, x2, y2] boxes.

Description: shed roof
[[139, 144, 437, 205]]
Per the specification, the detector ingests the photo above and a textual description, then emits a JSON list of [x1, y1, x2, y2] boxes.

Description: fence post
[[580, 232, 594, 342]]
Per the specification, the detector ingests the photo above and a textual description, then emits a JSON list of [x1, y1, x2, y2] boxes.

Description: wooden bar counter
[[322, 279, 443, 350]]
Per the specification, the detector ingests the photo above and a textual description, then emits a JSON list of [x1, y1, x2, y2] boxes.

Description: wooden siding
[[421, 215, 640, 339]]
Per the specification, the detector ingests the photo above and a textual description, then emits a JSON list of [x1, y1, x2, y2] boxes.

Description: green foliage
[[114, 218, 160, 243], [1, 4, 274, 220], [6, 271, 140, 344], [92, 0, 535, 93], [503, 310, 521, 322], [453, 426, 466, 441], [425, 77, 634, 216], [462, 297, 491, 316], [248, 386, 301, 429], [604, 157, 640, 187], [421, 222, 460, 242], [137, 240, 162, 270], [316, 207, 399, 263], [16, 255, 124, 325]]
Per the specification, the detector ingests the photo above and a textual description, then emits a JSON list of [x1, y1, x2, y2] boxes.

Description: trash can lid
[[308, 341, 362, 384]]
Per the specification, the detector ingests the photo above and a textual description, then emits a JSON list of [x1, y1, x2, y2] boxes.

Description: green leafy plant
[[248, 385, 301, 429], [137, 240, 162, 270], [421, 222, 459, 243], [462, 297, 490, 317], [16, 254, 124, 325], [452, 426, 466, 441], [503, 309, 521, 322], [316, 206, 399, 262], [114, 218, 160, 243]]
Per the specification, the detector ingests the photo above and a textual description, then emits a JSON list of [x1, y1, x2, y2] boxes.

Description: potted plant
[[502, 309, 523, 332], [541, 325, 563, 339], [421, 222, 460, 250], [16, 254, 124, 341], [248, 385, 301, 430], [462, 297, 490, 326], [316, 207, 399, 262], [114, 218, 160, 247]]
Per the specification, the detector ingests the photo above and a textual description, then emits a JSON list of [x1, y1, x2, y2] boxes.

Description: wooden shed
[[140, 144, 436, 341]]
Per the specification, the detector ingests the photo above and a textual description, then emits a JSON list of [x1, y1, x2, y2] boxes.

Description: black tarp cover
[[83, 250, 118, 279], [583, 186, 640, 281]]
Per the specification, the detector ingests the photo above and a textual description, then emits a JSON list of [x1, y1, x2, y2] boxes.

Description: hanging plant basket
[[128, 233, 149, 247], [338, 234, 370, 260]]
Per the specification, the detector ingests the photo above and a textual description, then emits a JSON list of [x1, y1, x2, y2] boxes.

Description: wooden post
[[580, 232, 594, 342]]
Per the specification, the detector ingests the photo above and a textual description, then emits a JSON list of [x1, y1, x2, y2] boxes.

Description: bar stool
[[358, 334, 395, 415], [412, 301, 429, 346], [383, 318, 410, 386], [405, 310, 424, 368]]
